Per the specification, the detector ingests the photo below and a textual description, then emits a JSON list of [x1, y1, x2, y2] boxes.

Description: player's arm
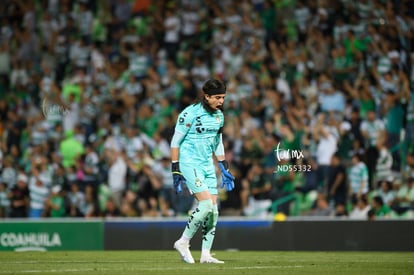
[[214, 130, 225, 162], [170, 110, 193, 160], [170, 131, 185, 162], [215, 131, 235, 191], [170, 111, 193, 193], [170, 130, 187, 194]]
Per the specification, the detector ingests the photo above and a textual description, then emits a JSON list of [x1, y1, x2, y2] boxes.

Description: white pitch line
[[284, 259, 414, 263], [0, 260, 132, 264], [0, 265, 304, 273], [0, 269, 97, 274], [231, 265, 304, 269]]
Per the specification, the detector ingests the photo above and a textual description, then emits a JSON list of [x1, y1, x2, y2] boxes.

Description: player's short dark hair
[[202, 79, 226, 95]]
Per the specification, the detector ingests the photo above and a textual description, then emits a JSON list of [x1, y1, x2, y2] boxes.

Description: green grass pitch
[[0, 251, 413, 275]]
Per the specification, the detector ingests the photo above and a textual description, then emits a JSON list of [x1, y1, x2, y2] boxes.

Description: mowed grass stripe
[[0, 265, 305, 274], [0, 251, 413, 275]]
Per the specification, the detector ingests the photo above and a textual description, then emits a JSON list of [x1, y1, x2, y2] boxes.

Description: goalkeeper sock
[[201, 203, 219, 251], [182, 199, 213, 240]]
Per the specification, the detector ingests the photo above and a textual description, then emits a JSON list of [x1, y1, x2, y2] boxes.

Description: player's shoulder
[[180, 103, 202, 116]]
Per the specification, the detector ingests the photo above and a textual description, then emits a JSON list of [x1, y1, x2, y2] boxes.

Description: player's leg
[[182, 195, 213, 240], [200, 172, 224, 264], [180, 165, 213, 239], [174, 194, 213, 264], [201, 201, 223, 263], [174, 165, 213, 263]]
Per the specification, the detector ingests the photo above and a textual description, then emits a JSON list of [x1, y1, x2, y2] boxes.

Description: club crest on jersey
[[215, 115, 220, 123]]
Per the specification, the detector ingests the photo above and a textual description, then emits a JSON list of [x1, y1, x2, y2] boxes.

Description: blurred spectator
[[0, 155, 17, 189], [312, 113, 338, 189], [146, 131, 170, 160], [404, 153, 414, 180], [307, 193, 335, 217], [327, 153, 348, 206], [83, 185, 101, 218], [82, 144, 100, 187], [294, 0, 311, 43], [318, 80, 346, 114], [343, 77, 375, 121], [334, 202, 348, 217], [349, 195, 371, 220], [360, 110, 385, 189], [348, 153, 369, 204], [59, 129, 85, 168], [103, 197, 121, 218], [135, 162, 161, 217], [306, 29, 330, 75], [163, 8, 181, 63], [180, 3, 201, 47], [113, 0, 132, 28], [52, 163, 69, 192], [62, 94, 81, 132], [382, 89, 404, 171], [376, 180, 395, 207], [372, 195, 391, 218], [273, 157, 295, 215], [296, 158, 318, 194], [331, 44, 357, 89], [67, 182, 85, 217], [393, 177, 414, 215], [374, 134, 393, 185], [153, 156, 176, 217], [46, 185, 66, 218], [242, 162, 273, 217], [106, 149, 127, 208], [28, 172, 50, 218], [120, 189, 139, 217], [367, 208, 376, 221], [8, 173, 29, 218], [406, 88, 414, 153], [0, 182, 9, 217], [0, 0, 412, 220]]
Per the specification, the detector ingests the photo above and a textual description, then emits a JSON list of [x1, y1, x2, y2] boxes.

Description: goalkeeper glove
[[171, 162, 185, 194], [218, 160, 235, 192]]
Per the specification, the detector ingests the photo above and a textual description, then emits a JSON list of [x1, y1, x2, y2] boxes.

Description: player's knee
[[189, 199, 213, 227], [197, 199, 214, 217]]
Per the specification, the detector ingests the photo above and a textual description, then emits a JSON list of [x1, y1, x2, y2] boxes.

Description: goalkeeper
[[171, 79, 235, 264]]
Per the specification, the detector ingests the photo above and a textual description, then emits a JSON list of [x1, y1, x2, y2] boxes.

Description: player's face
[[206, 94, 226, 110]]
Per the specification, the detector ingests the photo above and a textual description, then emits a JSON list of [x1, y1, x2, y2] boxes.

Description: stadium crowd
[[0, 0, 414, 220]]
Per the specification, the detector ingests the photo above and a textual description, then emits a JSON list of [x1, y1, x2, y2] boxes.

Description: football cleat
[[174, 240, 195, 264], [200, 254, 224, 264]]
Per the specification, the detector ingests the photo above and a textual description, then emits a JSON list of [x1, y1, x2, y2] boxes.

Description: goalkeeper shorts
[[180, 163, 218, 195]]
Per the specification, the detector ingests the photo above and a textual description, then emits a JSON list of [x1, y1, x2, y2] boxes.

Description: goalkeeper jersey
[[175, 103, 224, 164]]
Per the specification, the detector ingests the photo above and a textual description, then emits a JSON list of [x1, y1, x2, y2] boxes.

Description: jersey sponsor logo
[[196, 127, 204, 133], [195, 116, 202, 126], [195, 178, 202, 187], [178, 112, 188, 125], [195, 116, 203, 133], [196, 127, 219, 133]]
